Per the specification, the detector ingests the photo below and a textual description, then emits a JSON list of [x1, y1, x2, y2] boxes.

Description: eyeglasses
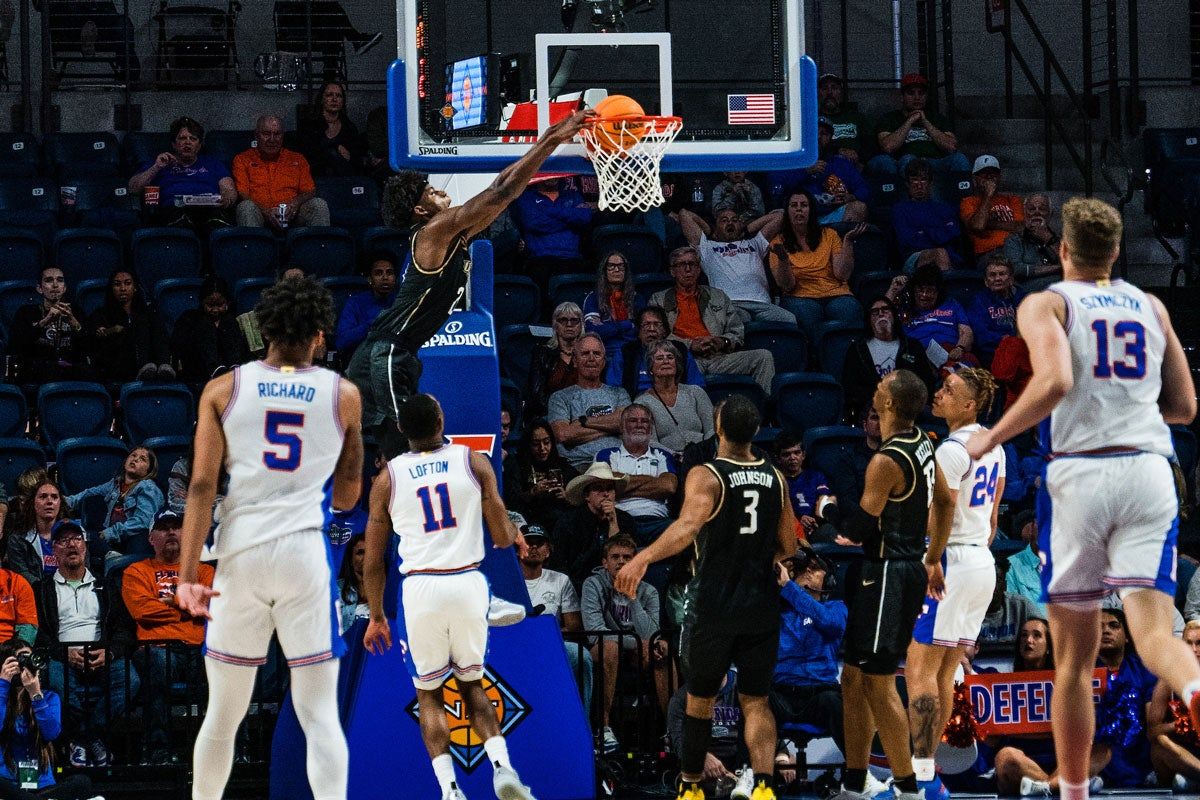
[[54, 535, 84, 546]]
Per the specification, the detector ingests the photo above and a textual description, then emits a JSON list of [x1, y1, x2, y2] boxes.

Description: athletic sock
[[842, 768, 868, 793], [912, 757, 936, 782], [754, 772, 774, 787], [484, 735, 512, 770], [1060, 779, 1090, 800], [1182, 679, 1200, 706], [895, 774, 919, 793], [432, 754, 457, 794]]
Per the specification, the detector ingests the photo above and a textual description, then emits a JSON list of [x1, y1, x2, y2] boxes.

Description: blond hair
[[957, 366, 998, 418], [1061, 197, 1121, 272], [1184, 619, 1200, 637]]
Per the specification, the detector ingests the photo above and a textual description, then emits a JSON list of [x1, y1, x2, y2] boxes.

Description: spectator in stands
[[3, 468, 48, 546], [993, 620, 1059, 795], [770, 550, 847, 756], [170, 276, 248, 384], [1148, 622, 1200, 789], [977, 554, 1038, 648], [818, 74, 871, 166], [511, 175, 595, 301], [766, 190, 864, 342], [651, 247, 776, 394], [334, 251, 397, 361], [677, 206, 796, 325], [35, 519, 136, 769], [1014, 617, 1054, 670], [65, 445, 163, 574], [336, 534, 368, 634], [0, 637, 97, 799], [550, 462, 637, 589], [1093, 609, 1158, 788], [774, 433, 836, 544], [122, 510, 212, 765], [0, 557, 35, 646], [583, 534, 668, 755], [232, 115, 330, 230], [298, 81, 367, 178], [506, 419, 579, 532], [635, 340, 714, 455], [526, 301, 584, 420], [960, 155, 1024, 264], [582, 251, 646, 356], [4, 481, 66, 588], [892, 158, 963, 273], [86, 269, 173, 383], [594, 404, 677, 541], [667, 669, 747, 792], [869, 73, 969, 180], [1006, 510, 1045, 612], [1004, 192, 1063, 289], [842, 295, 937, 421], [127, 116, 236, 230], [609, 306, 703, 397], [547, 333, 631, 469], [903, 263, 974, 369], [779, 118, 870, 224], [9, 266, 88, 385], [967, 255, 1026, 367], [818, 405, 879, 515], [711, 171, 765, 219]]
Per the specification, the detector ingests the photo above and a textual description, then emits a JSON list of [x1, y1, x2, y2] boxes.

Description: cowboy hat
[[565, 461, 629, 506]]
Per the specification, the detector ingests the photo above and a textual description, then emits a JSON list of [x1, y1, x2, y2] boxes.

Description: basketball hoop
[[580, 115, 682, 213]]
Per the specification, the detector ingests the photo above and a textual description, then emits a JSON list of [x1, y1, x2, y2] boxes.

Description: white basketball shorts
[[912, 543, 995, 648], [399, 570, 490, 690]]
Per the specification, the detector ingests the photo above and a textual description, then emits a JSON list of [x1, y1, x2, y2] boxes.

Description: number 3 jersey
[[1045, 279, 1172, 457], [387, 444, 484, 575], [935, 424, 1006, 547], [214, 361, 345, 559]]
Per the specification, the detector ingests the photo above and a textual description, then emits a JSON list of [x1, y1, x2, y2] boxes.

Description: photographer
[[0, 639, 94, 799]]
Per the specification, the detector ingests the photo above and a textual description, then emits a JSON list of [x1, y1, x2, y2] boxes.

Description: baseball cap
[[817, 73, 842, 86], [524, 524, 549, 544], [972, 154, 1001, 173], [507, 510, 529, 532], [152, 509, 184, 529], [900, 73, 928, 88], [50, 519, 84, 540]]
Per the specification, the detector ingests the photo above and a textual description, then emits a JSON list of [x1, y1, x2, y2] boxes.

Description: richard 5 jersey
[[388, 444, 485, 575], [935, 423, 1006, 547], [213, 361, 345, 559]]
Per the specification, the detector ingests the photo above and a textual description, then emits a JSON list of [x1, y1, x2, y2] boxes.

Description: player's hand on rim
[[544, 109, 596, 144], [924, 560, 946, 601], [364, 618, 393, 655], [176, 582, 220, 619]]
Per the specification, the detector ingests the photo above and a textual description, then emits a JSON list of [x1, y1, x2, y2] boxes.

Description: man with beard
[[817, 74, 871, 166], [595, 403, 678, 542], [841, 296, 937, 421]]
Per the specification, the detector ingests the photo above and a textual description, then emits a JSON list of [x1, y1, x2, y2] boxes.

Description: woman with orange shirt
[[768, 189, 865, 342]]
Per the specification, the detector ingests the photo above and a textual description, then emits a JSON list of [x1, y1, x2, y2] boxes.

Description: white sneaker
[[830, 786, 872, 800], [493, 765, 536, 800], [1088, 777, 1104, 794], [1019, 777, 1052, 798], [892, 790, 923, 800], [732, 766, 755, 800], [601, 726, 619, 754], [865, 773, 893, 799], [443, 784, 468, 800], [488, 597, 526, 627]]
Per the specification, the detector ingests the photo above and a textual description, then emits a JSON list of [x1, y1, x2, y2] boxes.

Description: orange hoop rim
[[583, 114, 683, 133]]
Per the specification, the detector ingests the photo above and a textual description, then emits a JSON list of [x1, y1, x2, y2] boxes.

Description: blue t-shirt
[[905, 299, 969, 349], [785, 469, 831, 518], [39, 537, 55, 575], [140, 155, 230, 205]]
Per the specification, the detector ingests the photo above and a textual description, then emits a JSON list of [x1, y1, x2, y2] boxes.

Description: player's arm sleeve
[[935, 441, 971, 491]]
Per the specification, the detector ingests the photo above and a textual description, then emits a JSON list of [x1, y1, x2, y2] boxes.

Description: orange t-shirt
[[122, 558, 216, 645], [960, 193, 1024, 255], [672, 291, 711, 340], [0, 569, 37, 640], [769, 227, 852, 299], [231, 147, 317, 209]]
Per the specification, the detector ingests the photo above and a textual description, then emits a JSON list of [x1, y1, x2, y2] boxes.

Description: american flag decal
[[727, 93, 776, 125]]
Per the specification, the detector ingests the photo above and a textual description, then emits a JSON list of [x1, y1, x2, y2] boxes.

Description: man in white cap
[[960, 155, 1024, 265]]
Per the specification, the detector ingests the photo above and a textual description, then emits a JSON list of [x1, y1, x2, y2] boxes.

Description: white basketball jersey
[[1045, 280, 1172, 457], [936, 424, 1006, 547], [388, 444, 485, 575], [213, 361, 345, 559]]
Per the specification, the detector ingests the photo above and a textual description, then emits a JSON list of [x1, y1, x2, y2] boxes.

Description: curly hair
[[382, 170, 431, 227], [956, 366, 998, 418], [255, 275, 335, 348]]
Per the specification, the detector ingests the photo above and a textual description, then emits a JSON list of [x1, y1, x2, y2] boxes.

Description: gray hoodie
[[581, 565, 660, 643]]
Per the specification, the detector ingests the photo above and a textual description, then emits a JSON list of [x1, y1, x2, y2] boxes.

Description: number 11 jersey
[[388, 444, 484, 575]]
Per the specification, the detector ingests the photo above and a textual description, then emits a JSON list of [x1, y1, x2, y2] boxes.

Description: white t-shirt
[[866, 338, 901, 378], [525, 568, 580, 625], [698, 233, 771, 304]]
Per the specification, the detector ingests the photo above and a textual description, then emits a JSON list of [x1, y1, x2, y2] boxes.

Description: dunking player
[[361, 394, 534, 800], [616, 395, 797, 800], [907, 368, 1005, 800], [829, 369, 954, 800], [345, 110, 592, 460], [966, 197, 1200, 800], [176, 277, 364, 800]]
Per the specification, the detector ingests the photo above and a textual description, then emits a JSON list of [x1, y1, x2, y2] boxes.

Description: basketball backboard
[[389, 0, 818, 173]]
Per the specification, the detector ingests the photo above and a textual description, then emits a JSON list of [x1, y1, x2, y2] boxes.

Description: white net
[[579, 116, 682, 213]]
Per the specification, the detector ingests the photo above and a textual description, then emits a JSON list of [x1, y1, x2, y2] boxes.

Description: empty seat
[[773, 372, 843, 433], [0, 438, 45, 497], [0, 178, 59, 238], [203, 130, 256, 166], [233, 277, 273, 314], [121, 131, 173, 175], [74, 278, 108, 318], [120, 382, 195, 444], [54, 227, 123, 283], [497, 324, 544, 391], [547, 273, 594, 311], [943, 270, 982, 309], [37, 381, 112, 449], [0, 385, 28, 438], [816, 320, 863, 380], [55, 436, 126, 495], [703, 374, 767, 416], [744, 321, 808, 375], [0, 281, 38, 328], [636, 272, 675, 300], [494, 275, 541, 329], [0, 229, 44, 283], [0, 133, 40, 179], [142, 434, 190, 499], [1172, 425, 1197, 488], [42, 132, 121, 181], [499, 378, 523, 421], [316, 177, 381, 230], [132, 227, 203, 289], [323, 276, 369, 314], [286, 227, 356, 278], [833, 221, 890, 273], [592, 225, 664, 274], [934, 171, 973, 207], [210, 227, 279, 286], [59, 176, 139, 229], [361, 226, 411, 268], [154, 277, 204, 336], [802, 425, 867, 478], [853, 270, 898, 305]]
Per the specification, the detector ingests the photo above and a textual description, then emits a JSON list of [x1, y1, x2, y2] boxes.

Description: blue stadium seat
[[210, 226, 279, 286], [233, 277, 273, 314], [121, 131, 173, 175], [1144, 128, 1200, 167], [323, 276, 369, 314], [142, 435, 190, 499], [153, 278, 204, 336], [497, 324, 544, 391], [744, 321, 808, 375], [547, 273, 594, 311], [286, 227, 356, 278], [54, 227, 123, 283], [802, 425, 867, 478], [773, 372, 843, 432], [703, 374, 767, 416], [943, 270, 982, 309], [0, 385, 28, 438], [853, 270, 898, 306], [0, 133, 40, 179], [499, 378, 523, 421], [203, 130, 256, 166], [132, 227, 203, 289], [0, 178, 59, 240], [42, 132, 121, 181], [816, 320, 864, 380], [0, 229, 44, 283], [833, 222, 889, 273], [592, 225, 664, 274], [37, 382, 112, 449], [316, 177, 382, 231], [493, 275, 541, 328], [0, 281, 38, 328], [60, 176, 139, 229], [752, 425, 782, 448], [934, 171, 973, 207], [120, 382, 195, 444], [635, 272, 675, 300], [0, 439, 44, 497], [362, 226, 411, 269], [74, 278, 108, 318], [55, 436, 126, 495]]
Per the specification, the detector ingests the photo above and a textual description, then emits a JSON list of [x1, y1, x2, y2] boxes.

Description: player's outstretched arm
[[362, 469, 393, 654], [471, 451, 521, 550], [924, 464, 955, 599], [1150, 294, 1198, 425], [966, 291, 1072, 459], [176, 373, 233, 618], [331, 378, 364, 511]]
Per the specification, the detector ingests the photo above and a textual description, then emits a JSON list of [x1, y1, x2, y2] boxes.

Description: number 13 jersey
[[388, 444, 485, 575], [215, 361, 345, 559]]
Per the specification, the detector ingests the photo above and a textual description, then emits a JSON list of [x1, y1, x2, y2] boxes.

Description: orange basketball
[[591, 94, 647, 154]]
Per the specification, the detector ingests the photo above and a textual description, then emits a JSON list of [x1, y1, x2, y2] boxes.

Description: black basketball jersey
[[687, 457, 785, 628], [368, 227, 470, 352], [867, 426, 935, 561]]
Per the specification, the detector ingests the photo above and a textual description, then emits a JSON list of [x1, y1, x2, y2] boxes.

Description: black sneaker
[[353, 32, 383, 56]]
